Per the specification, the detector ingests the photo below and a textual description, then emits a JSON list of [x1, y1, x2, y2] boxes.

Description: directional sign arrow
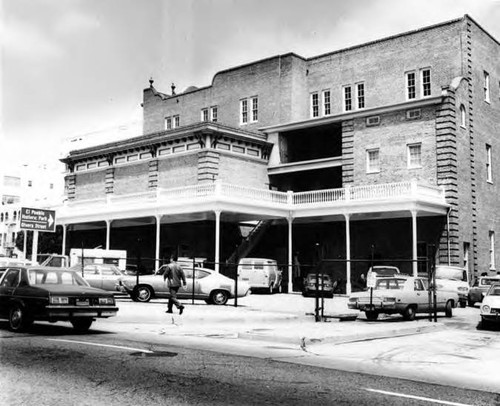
[[48, 214, 54, 228]]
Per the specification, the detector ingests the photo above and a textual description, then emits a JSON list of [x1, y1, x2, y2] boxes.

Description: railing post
[[287, 190, 293, 206], [215, 179, 222, 197], [345, 184, 351, 201], [410, 180, 418, 196]]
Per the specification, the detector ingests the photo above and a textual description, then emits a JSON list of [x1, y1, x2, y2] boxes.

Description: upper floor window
[[406, 71, 416, 100], [486, 144, 493, 183], [201, 108, 209, 122], [165, 117, 172, 130], [343, 86, 352, 112], [407, 143, 422, 168], [323, 90, 331, 116], [210, 106, 218, 122], [421, 68, 431, 97], [356, 83, 365, 109], [310, 92, 319, 117], [173, 115, 180, 128], [240, 96, 258, 124], [28, 180, 32, 187], [366, 148, 380, 173], [241, 99, 248, 124], [484, 71, 490, 103], [460, 104, 466, 128], [251, 97, 258, 122]]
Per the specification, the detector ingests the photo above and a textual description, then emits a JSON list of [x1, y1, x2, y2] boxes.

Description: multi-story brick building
[[57, 15, 500, 293]]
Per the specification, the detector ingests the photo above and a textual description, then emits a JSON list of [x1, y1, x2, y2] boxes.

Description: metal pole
[[191, 257, 195, 305], [81, 242, 85, 278], [234, 258, 238, 308]]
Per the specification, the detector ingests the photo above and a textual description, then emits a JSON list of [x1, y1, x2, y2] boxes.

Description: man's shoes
[[165, 309, 173, 314], [179, 305, 185, 315]]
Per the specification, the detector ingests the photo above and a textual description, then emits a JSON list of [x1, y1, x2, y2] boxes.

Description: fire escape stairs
[[227, 219, 274, 266]]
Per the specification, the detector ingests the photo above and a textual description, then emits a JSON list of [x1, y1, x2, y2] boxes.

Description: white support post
[[214, 210, 221, 273], [61, 225, 67, 256], [344, 214, 352, 295], [105, 220, 111, 250], [155, 215, 161, 272], [31, 230, 39, 263], [412, 210, 418, 277], [287, 215, 293, 292]]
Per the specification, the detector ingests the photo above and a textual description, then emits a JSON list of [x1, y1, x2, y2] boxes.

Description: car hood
[[482, 296, 500, 307]]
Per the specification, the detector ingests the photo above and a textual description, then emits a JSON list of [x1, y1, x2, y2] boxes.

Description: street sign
[[366, 274, 376, 289], [20, 207, 56, 232]]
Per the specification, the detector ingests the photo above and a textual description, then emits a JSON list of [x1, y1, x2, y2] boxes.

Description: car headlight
[[457, 287, 468, 292], [99, 297, 115, 305], [50, 296, 69, 305], [481, 305, 491, 313], [348, 297, 358, 303]]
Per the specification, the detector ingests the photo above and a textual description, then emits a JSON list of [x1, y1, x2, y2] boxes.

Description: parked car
[[468, 275, 500, 306], [348, 275, 458, 321], [434, 265, 470, 308], [302, 273, 335, 298], [480, 283, 500, 327], [118, 266, 251, 305], [0, 266, 118, 332], [366, 265, 400, 280], [238, 258, 282, 293], [74, 264, 127, 292]]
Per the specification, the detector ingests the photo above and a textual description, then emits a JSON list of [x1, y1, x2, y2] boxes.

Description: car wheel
[[210, 290, 229, 305], [269, 284, 274, 294], [402, 306, 416, 321], [134, 285, 153, 302], [445, 300, 453, 318], [71, 318, 93, 333], [365, 311, 379, 321], [9, 305, 33, 332]]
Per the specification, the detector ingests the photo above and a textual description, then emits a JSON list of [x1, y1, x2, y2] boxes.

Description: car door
[[100, 267, 121, 291], [178, 268, 194, 298], [83, 265, 103, 289], [0, 268, 21, 314], [413, 279, 428, 312]]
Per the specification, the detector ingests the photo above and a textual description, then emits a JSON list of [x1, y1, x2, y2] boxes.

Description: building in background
[[0, 162, 64, 258], [56, 15, 499, 293]]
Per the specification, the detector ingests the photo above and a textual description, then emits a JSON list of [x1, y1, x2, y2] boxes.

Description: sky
[[1, 0, 500, 170]]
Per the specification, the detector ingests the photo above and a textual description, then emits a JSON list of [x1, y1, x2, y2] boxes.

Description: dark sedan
[[0, 266, 119, 332]]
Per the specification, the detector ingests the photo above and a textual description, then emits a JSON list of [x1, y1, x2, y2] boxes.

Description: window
[[356, 83, 365, 109], [240, 99, 248, 124], [489, 231, 495, 270], [406, 72, 416, 100], [484, 71, 490, 103], [463, 242, 470, 270], [28, 180, 32, 187], [322, 90, 331, 115], [421, 68, 431, 97], [251, 97, 258, 122], [460, 104, 466, 128], [343, 86, 352, 111], [165, 117, 172, 130], [407, 143, 422, 168], [173, 115, 180, 128], [406, 109, 421, 120], [311, 92, 319, 117], [201, 108, 209, 122], [486, 144, 492, 183], [366, 149, 380, 173], [210, 106, 218, 122]]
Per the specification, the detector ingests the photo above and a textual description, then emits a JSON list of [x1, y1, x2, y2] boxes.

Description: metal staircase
[[227, 219, 273, 265]]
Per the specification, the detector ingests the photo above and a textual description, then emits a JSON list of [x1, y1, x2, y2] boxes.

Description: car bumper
[[45, 306, 119, 319]]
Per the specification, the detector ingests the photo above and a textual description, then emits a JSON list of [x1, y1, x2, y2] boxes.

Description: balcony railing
[[63, 180, 445, 212]]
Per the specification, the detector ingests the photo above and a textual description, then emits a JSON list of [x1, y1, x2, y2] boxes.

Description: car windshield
[[307, 274, 331, 282], [435, 267, 466, 281], [488, 286, 500, 296], [371, 267, 398, 277], [481, 278, 500, 286], [28, 269, 88, 286], [375, 278, 406, 290]]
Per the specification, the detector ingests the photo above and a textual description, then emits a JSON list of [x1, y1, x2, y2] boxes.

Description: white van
[[238, 258, 282, 293], [434, 265, 469, 308]]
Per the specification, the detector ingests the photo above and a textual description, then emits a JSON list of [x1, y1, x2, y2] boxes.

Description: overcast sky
[[1, 0, 500, 169]]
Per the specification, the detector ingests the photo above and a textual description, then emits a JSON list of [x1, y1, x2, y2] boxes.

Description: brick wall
[[74, 171, 105, 200], [217, 152, 269, 187], [114, 163, 149, 195]]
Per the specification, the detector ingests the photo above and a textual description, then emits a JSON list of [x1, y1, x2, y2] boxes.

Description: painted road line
[[47, 338, 154, 353], [364, 388, 473, 406]]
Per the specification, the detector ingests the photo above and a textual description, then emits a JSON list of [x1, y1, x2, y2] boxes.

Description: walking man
[[163, 254, 187, 314]]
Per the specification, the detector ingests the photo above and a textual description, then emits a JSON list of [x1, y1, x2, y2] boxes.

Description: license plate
[[76, 299, 89, 306]]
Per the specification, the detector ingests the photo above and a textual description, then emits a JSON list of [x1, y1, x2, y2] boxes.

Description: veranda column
[[61, 225, 67, 255], [344, 214, 352, 295], [155, 215, 162, 272], [411, 210, 418, 277], [287, 215, 293, 293], [31, 230, 39, 263], [105, 220, 112, 250], [214, 210, 221, 273]]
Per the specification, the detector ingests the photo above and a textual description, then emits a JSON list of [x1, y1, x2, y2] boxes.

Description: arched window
[[0, 213, 3, 222], [460, 104, 466, 128]]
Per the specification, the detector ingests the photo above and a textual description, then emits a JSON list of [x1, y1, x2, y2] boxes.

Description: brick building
[[57, 15, 500, 293]]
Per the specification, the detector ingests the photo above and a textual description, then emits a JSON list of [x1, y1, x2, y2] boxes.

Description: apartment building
[[57, 15, 500, 293]]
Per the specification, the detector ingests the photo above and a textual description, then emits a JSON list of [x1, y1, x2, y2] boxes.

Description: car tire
[[269, 284, 274, 294], [71, 318, 93, 332], [402, 306, 416, 321], [445, 300, 453, 318], [134, 285, 153, 302], [9, 304, 33, 332], [365, 311, 379, 321], [210, 290, 229, 305]]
